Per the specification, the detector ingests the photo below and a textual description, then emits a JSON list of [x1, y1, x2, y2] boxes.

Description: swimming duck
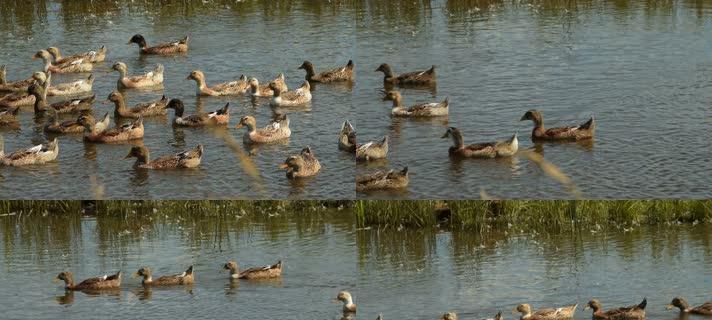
[[128, 34, 189, 55], [54, 271, 122, 291], [338, 120, 357, 152], [335, 291, 357, 313], [66, 112, 110, 136], [33, 50, 92, 73], [0, 65, 36, 93], [79, 115, 144, 143], [0, 108, 20, 127], [0, 72, 46, 108], [248, 74, 288, 97], [112, 62, 164, 89], [298, 60, 354, 83], [270, 80, 311, 107], [132, 266, 194, 285], [514, 303, 578, 320], [440, 313, 458, 320], [585, 298, 647, 320], [124, 145, 203, 169], [235, 115, 291, 144], [0, 137, 59, 166], [106, 91, 167, 118], [382, 90, 449, 117], [355, 136, 388, 161], [47, 74, 94, 97], [280, 146, 321, 178], [375, 63, 436, 86], [187, 70, 249, 96], [165, 99, 229, 127], [442, 127, 518, 158], [222, 260, 283, 280], [520, 110, 595, 141], [666, 297, 712, 315], [28, 83, 95, 114], [355, 166, 409, 192], [46, 45, 106, 64], [44, 110, 86, 134]]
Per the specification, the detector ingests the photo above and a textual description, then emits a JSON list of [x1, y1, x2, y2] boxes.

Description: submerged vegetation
[[0, 200, 709, 233]]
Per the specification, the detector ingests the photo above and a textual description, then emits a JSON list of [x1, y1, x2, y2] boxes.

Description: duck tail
[[346, 59, 354, 69], [11, 107, 20, 116], [400, 166, 409, 175], [87, 73, 95, 84], [160, 95, 167, 102], [275, 260, 283, 269], [86, 95, 96, 104], [277, 72, 285, 81], [341, 120, 354, 134], [442, 97, 449, 107], [98, 45, 107, 54], [381, 135, 389, 148], [580, 114, 595, 130], [240, 74, 247, 81], [195, 145, 204, 158], [185, 265, 194, 275], [135, 116, 144, 127], [180, 35, 189, 44], [637, 298, 647, 310], [427, 65, 436, 74], [220, 102, 229, 115], [107, 270, 122, 280], [154, 64, 164, 75]]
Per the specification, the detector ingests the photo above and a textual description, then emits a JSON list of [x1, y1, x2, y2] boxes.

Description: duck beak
[[279, 163, 289, 169], [186, 75, 193, 80], [583, 305, 590, 310], [235, 123, 243, 129], [131, 272, 140, 278], [665, 304, 674, 310], [511, 308, 519, 314], [441, 133, 449, 139], [126, 40, 132, 45], [102, 99, 112, 105], [52, 277, 61, 283], [123, 151, 133, 160], [332, 299, 340, 304], [519, 115, 528, 121], [297, 65, 304, 70]]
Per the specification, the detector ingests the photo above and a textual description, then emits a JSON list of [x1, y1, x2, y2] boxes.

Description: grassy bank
[[1, 200, 709, 232]]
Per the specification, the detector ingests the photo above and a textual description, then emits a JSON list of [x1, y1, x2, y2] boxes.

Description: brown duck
[[335, 291, 357, 313], [80, 115, 144, 143], [29, 83, 94, 114], [54, 271, 122, 291], [165, 99, 229, 127], [299, 60, 354, 82], [106, 91, 167, 118], [514, 303, 578, 320], [666, 297, 712, 315], [128, 34, 189, 55], [356, 166, 409, 192], [585, 298, 647, 320], [375, 63, 436, 86], [520, 109, 595, 141], [280, 146, 322, 178], [124, 145, 203, 169], [0, 107, 20, 127], [223, 260, 283, 280], [132, 266, 194, 286], [442, 127, 518, 158], [338, 120, 357, 152]]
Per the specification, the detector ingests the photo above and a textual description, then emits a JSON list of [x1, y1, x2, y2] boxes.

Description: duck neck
[[303, 64, 316, 79], [451, 131, 464, 149], [41, 58, 52, 73], [117, 68, 128, 79], [246, 122, 257, 133], [195, 77, 207, 90], [141, 275, 153, 284], [250, 83, 259, 95], [33, 93, 47, 113], [228, 266, 239, 277], [380, 65, 394, 80], [390, 95, 402, 108], [272, 88, 282, 97], [112, 97, 127, 113], [63, 275, 75, 289], [172, 104, 185, 117], [134, 152, 149, 166], [677, 301, 690, 312]]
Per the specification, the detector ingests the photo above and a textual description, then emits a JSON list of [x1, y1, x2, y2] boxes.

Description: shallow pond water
[[0, 0, 711, 199], [0, 211, 709, 319]]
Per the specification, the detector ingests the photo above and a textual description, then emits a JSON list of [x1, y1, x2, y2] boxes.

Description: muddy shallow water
[[0, 0, 711, 199], [0, 211, 709, 319]]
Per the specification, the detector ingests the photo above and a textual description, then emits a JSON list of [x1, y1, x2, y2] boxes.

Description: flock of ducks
[[0, 34, 596, 191], [52, 262, 710, 320]]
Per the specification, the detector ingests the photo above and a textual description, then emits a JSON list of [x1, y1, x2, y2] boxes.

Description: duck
[[584, 298, 647, 320], [54, 271, 122, 291], [520, 110, 595, 141], [280, 146, 321, 178], [298, 60, 354, 82], [28, 83, 95, 114], [484, 311, 504, 320], [47, 74, 94, 97], [128, 34, 189, 55], [0, 65, 36, 93], [165, 99, 229, 127], [334, 291, 357, 313], [442, 127, 518, 158], [248, 74, 288, 97], [513, 303, 578, 320], [270, 80, 311, 107], [132, 266, 194, 285], [0, 107, 20, 127], [0, 137, 59, 166], [46, 45, 106, 64], [44, 110, 86, 134], [187, 70, 249, 96], [382, 90, 449, 117], [355, 135, 388, 161], [440, 313, 458, 320], [0, 72, 46, 108], [106, 91, 167, 118], [33, 50, 92, 73], [124, 145, 203, 169], [79, 115, 144, 143], [222, 260, 283, 280], [355, 166, 409, 192], [338, 120, 357, 152], [65, 112, 110, 136], [235, 115, 291, 144], [375, 63, 436, 86], [112, 62, 164, 89], [666, 297, 712, 315]]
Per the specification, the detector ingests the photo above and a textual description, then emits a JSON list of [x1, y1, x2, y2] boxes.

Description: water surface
[[1, 0, 711, 198]]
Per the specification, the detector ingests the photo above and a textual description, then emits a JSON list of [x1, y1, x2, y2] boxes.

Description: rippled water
[[0, 0, 711, 198], [0, 212, 709, 319]]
